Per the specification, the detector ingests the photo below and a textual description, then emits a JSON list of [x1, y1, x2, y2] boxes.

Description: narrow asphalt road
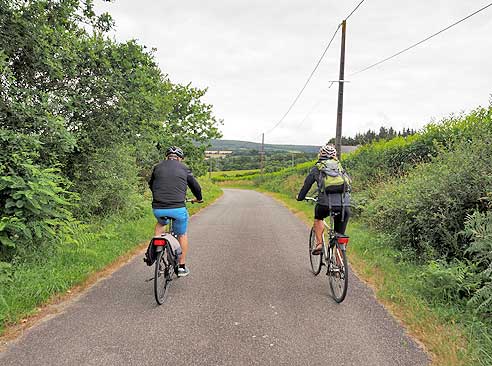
[[1, 189, 429, 366]]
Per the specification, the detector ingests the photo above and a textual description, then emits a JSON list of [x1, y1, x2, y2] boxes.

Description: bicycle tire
[[154, 248, 172, 305], [309, 227, 322, 275], [328, 243, 348, 303]]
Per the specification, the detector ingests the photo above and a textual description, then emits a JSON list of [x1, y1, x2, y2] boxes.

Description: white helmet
[[165, 146, 184, 159], [319, 144, 337, 158]]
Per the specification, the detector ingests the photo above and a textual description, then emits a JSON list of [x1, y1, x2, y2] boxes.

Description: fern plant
[[464, 210, 492, 315]]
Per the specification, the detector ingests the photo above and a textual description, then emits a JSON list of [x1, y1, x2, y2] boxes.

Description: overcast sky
[[94, 0, 491, 145]]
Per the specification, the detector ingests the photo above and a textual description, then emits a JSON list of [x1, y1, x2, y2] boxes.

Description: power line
[[345, 0, 366, 21], [265, 24, 341, 134], [350, 2, 492, 76], [266, 0, 369, 135], [297, 100, 322, 128]]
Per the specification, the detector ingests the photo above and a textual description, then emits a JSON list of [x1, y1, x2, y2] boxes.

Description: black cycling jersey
[[149, 159, 202, 209]]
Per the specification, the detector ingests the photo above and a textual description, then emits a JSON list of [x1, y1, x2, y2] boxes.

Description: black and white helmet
[[319, 144, 337, 159], [165, 146, 184, 159]]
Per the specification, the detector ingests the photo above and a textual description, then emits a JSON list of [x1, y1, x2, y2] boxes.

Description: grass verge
[[0, 179, 222, 338], [221, 184, 488, 366]]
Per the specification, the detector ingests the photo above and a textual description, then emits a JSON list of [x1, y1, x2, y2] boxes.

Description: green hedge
[[342, 106, 492, 192], [363, 118, 492, 260]]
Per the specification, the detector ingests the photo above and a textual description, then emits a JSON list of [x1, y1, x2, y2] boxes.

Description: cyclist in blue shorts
[[148, 146, 203, 277]]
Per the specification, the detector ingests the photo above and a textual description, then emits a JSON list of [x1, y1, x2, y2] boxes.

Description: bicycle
[[151, 198, 199, 305], [305, 196, 350, 303]]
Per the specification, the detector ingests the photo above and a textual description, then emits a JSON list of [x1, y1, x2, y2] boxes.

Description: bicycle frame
[[321, 218, 333, 260], [321, 216, 345, 266]]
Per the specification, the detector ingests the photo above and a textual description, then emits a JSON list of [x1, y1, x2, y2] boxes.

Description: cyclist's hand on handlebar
[[186, 198, 203, 204]]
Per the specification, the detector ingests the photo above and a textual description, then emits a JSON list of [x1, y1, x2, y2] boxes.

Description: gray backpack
[[316, 159, 351, 194]]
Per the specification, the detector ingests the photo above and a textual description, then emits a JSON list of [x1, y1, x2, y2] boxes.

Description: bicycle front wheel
[[309, 227, 322, 275], [154, 248, 172, 305], [328, 243, 348, 303]]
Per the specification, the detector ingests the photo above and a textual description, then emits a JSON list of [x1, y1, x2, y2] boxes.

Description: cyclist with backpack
[[148, 146, 203, 277], [297, 144, 351, 255]]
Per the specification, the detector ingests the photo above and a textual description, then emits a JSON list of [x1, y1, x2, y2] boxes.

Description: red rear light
[[337, 236, 349, 245], [153, 238, 167, 246]]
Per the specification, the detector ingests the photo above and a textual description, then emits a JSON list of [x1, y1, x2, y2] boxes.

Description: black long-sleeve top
[[148, 159, 202, 209]]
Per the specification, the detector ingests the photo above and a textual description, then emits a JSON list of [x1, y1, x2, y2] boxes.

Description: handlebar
[[186, 198, 203, 204], [304, 196, 317, 203]]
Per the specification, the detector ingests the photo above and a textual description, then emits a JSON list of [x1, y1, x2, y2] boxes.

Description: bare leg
[[314, 219, 324, 248], [154, 222, 165, 237], [177, 233, 188, 265]]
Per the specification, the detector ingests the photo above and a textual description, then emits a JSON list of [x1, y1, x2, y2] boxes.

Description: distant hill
[[209, 139, 358, 154], [210, 139, 321, 154]]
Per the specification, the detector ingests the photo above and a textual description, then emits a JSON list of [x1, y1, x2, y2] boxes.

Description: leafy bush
[[72, 145, 140, 217], [0, 130, 78, 263], [418, 260, 481, 305], [364, 124, 492, 259], [0, 163, 77, 262], [418, 210, 492, 317]]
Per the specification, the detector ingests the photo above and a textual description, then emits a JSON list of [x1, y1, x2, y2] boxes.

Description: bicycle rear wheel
[[309, 227, 322, 275], [154, 248, 173, 305], [328, 243, 348, 303]]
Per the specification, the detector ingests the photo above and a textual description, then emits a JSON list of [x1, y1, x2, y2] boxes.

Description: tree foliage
[[0, 0, 221, 261], [328, 126, 417, 146]]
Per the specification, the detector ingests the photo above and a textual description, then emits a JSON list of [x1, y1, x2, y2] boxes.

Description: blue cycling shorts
[[152, 207, 189, 236]]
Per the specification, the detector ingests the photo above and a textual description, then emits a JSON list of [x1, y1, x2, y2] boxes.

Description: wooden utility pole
[[335, 20, 347, 159]]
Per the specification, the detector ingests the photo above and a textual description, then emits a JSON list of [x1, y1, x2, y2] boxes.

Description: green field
[[210, 169, 259, 177], [209, 169, 261, 182]]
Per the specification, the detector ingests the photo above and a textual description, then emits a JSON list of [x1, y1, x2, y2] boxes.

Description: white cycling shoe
[[177, 266, 190, 277]]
